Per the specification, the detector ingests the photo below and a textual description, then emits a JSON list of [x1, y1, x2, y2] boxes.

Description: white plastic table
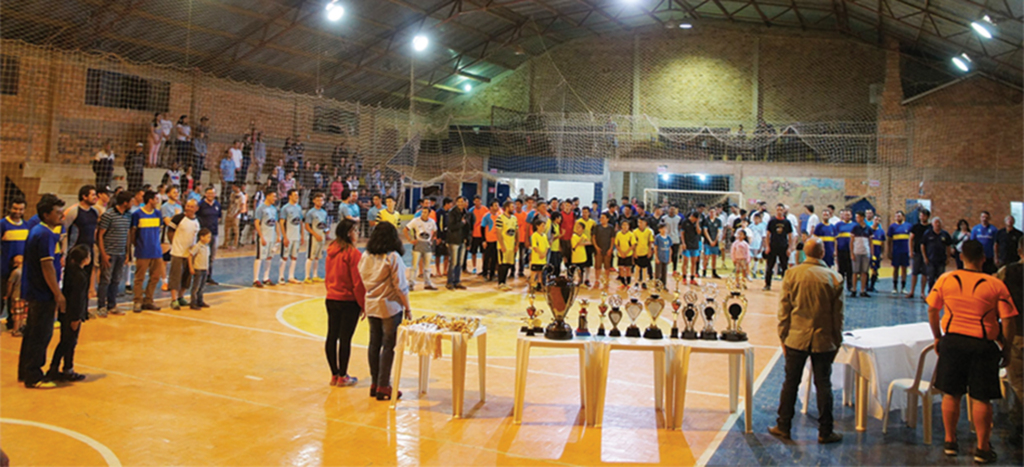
[[513, 335, 596, 425], [665, 339, 755, 433], [588, 337, 671, 428], [391, 326, 487, 418]]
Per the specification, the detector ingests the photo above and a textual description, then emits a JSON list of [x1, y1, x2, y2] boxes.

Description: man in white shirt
[[405, 208, 438, 290], [229, 140, 243, 170], [167, 199, 199, 310], [805, 204, 820, 237], [828, 204, 842, 227]]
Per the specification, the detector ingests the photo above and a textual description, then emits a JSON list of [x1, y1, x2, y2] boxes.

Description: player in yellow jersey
[[529, 217, 550, 291], [615, 220, 636, 287]]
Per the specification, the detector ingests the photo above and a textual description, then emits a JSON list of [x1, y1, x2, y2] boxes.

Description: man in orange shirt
[[514, 198, 533, 278], [467, 196, 487, 275], [928, 240, 1018, 463]]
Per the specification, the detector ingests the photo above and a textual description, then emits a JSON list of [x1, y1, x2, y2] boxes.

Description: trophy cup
[[624, 284, 644, 338], [522, 292, 544, 336], [543, 269, 581, 340], [597, 291, 609, 337], [721, 276, 749, 341], [680, 288, 700, 339], [576, 298, 591, 337], [699, 283, 719, 340], [643, 280, 666, 339], [607, 295, 624, 337]]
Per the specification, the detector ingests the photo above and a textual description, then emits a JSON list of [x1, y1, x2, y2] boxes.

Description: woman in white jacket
[[359, 221, 412, 401]]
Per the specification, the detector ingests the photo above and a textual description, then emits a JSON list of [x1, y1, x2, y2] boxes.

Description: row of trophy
[[521, 268, 748, 341]]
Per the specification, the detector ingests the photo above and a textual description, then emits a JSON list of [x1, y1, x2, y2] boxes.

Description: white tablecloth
[[801, 322, 935, 419]]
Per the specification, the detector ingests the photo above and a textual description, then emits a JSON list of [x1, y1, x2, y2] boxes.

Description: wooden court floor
[[1, 266, 789, 466]]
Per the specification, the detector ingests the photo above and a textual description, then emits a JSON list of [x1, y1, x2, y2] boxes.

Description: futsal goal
[[642, 189, 745, 214]]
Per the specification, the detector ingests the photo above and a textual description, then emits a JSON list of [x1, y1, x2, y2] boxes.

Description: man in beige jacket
[[770, 237, 845, 444]]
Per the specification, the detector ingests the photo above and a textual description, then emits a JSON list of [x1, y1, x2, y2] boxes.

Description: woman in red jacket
[[324, 219, 366, 387]]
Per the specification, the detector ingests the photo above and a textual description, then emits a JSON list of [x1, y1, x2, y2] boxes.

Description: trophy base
[[609, 328, 621, 337], [520, 326, 529, 333], [625, 326, 641, 338], [681, 330, 699, 339], [722, 331, 748, 342], [532, 326, 544, 334], [545, 322, 574, 340], [525, 328, 536, 337], [575, 329, 591, 337], [643, 327, 664, 340], [670, 327, 679, 339], [597, 325, 606, 337], [700, 330, 719, 340]]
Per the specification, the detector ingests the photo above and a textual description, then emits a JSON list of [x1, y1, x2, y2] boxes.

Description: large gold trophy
[[721, 275, 749, 341], [624, 284, 644, 338], [699, 283, 719, 340], [542, 267, 582, 340], [643, 280, 666, 339]]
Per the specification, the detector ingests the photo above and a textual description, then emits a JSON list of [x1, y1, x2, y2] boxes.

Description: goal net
[[643, 189, 744, 215]]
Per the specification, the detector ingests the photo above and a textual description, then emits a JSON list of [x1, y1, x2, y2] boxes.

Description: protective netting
[[643, 190, 743, 216], [0, 8, 1020, 224]]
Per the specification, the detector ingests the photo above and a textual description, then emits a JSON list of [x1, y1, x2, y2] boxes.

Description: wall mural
[[741, 176, 845, 209]]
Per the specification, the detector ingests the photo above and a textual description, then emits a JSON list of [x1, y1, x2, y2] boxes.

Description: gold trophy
[[721, 275, 749, 341], [522, 292, 544, 336], [607, 295, 624, 337], [643, 280, 666, 339], [699, 283, 719, 340], [576, 298, 591, 337], [670, 271, 683, 338], [542, 268, 581, 340], [680, 287, 700, 339], [624, 284, 644, 338], [597, 288, 609, 336]]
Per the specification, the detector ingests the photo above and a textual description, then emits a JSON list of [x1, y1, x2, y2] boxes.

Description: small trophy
[[543, 267, 581, 340], [700, 283, 719, 340], [721, 276, 749, 341], [673, 270, 684, 294], [643, 280, 666, 339], [670, 292, 682, 338], [624, 284, 644, 338], [607, 295, 624, 337], [522, 293, 544, 336], [576, 298, 591, 337], [681, 288, 700, 339], [597, 291, 609, 337]]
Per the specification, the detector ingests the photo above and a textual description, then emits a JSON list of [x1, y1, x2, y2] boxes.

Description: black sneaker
[[973, 447, 997, 464], [850, 291, 858, 298], [206, 279, 219, 286], [859, 292, 870, 298], [63, 371, 87, 382], [818, 432, 842, 444], [943, 441, 959, 456]]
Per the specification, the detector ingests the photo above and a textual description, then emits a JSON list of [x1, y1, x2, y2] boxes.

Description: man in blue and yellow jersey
[[813, 207, 836, 268], [1, 197, 28, 330], [887, 210, 912, 295], [834, 209, 856, 292]]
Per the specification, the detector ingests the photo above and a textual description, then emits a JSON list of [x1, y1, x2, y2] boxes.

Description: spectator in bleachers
[[191, 130, 207, 184], [239, 134, 252, 184], [174, 116, 191, 168], [218, 152, 236, 205], [147, 114, 162, 167], [125, 142, 146, 193], [252, 132, 266, 184], [93, 139, 115, 190]]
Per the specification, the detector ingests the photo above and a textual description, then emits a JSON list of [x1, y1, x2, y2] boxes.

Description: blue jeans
[[368, 313, 403, 388], [448, 243, 465, 286], [190, 270, 208, 306], [97, 255, 126, 310]]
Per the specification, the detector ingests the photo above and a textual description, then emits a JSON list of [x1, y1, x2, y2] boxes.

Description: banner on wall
[[740, 177, 845, 210]]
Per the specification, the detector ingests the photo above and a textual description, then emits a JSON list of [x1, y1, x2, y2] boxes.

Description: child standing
[[189, 228, 212, 309], [614, 220, 635, 287], [654, 224, 672, 287], [731, 229, 751, 289], [47, 245, 91, 382], [633, 217, 655, 286], [570, 222, 587, 281], [5, 255, 25, 336], [529, 217, 550, 292]]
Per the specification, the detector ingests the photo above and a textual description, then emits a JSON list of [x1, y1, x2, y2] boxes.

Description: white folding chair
[[882, 343, 938, 444]]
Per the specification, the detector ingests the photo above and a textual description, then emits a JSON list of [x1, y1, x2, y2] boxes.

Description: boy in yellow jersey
[[570, 222, 587, 281], [633, 217, 655, 287], [615, 220, 636, 287], [376, 196, 400, 228], [529, 217, 550, 292], [495, 201, 518, 291], [575, 207, 596, 287]]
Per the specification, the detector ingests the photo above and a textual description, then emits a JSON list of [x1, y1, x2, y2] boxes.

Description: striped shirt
[[98, 206, 132, 256]]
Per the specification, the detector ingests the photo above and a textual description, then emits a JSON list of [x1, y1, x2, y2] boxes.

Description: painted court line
[[695, 347, 784, 467], [1, 418, 123, 467]]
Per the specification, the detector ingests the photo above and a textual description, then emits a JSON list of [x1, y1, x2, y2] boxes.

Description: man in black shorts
[[928, 240, 1017, 463], [907, 208, 931, 299], [434, 197, 451, 278], [763, 203, 793, 292]]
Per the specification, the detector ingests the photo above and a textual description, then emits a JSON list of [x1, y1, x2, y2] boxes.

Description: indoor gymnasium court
[[0, 0, 1022, 465]]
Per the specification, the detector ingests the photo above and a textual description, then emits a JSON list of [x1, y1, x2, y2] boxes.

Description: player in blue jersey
[[813, 208, 837, 267], [1, 197, 28, 330], [887, 210, 912, 294], [253, 191, 280, 287], [869, 216, 886, 292], [303, 192, 329, 283], [834, 209, 856, 291], [278, 189, 305, 285]]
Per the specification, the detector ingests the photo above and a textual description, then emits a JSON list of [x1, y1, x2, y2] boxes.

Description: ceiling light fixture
[[970, 21, 993, 39], [413, 34, 429, 52], [679, 23, 693, 29], [951, 54, 971, 72], [463, 84, 472, 92], [325, 1, 344, 21]]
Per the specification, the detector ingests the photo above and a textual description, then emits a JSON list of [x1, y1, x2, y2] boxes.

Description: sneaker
[[161, 283, 168, 292], [62, 371, 86, 382], [375, 386, 402, 401], [97, 308, 109, 318], [133, 304, 143, 313], [198, 302, 211, 308], [762, 286, 771, 292], [712, 273, 722, 279], [253, 280, 264, 288], [289, 279, 302, 284], [142, 303, 161, 311], [370, 384, 377, 397], [171, 300, 181, 310], [849, 291, 857, 298], [337, 375, 358, 387], [330, 375, 339, 386], [265, 280, 276, 286], [313, 278, 324, 283], [973, 447, 997, 464], [689, 279, 698, 286], [110, 308, 125, 315], [206, 279, 219, 286], [818, 432, 843, 444], [303, 279, 314, 284], [767, 426, 791, 440], [943, 441, 959, 456], [859, 292, 870, 298], [26, 381, 57, 389], [891, 289, 899, 294], [445, 284, 454, 290], [454, 284, 467, 290], [641, 283, 648, 290], [190, 305, 202, 310], [424, 285, 437, 291]]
